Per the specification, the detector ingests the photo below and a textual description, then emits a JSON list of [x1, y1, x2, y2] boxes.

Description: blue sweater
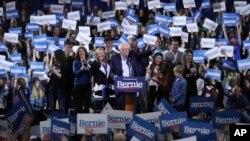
[[170, 76, 187, 107], [73, 59, 91, 86]]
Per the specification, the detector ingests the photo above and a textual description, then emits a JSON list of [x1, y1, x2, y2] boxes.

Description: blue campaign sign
[[47, 37, 56, 44], [119, 34, 129, 44], [0, 42, 7, 52], [159, 23, 170, 37], [4, 101, 27, 131], [147, 24, 159, 35], [71, 0, 83, 8], [113, 40, 120, 47], [127, 116, 158, 140], [193, 50, 206, 64], [34, 42, 47, 52], [26, 23, 40, 31], [159, 112, 187, 133], [30, 62, 44, 70], [6, 10, 19, 20], [95, 37, 104, 47], [193, 10, 202, 22], [212, 110, 241, 129], [153, 98, 177, 115], [33, 34, 47, 44], [237, 59, 250, 71], [51, 119, 70, 141], [186, 17, 193, 23], [205, 69, 221, 81], [181, 121, 214, 136], [109, 19, 119, 27], [126, 15, 139, 24], [243, 40, 250, 49], [17, 87, 33, 114], [155, 14, 170, 23], [11, 53, 22, 63], [47, 43, 61, 54], [56, 13, 65, 21], [59, 38, 65, 46], [126, 8, 136, 17], [222, 13, 240, 27], [189, 96, 216, 114], [216, 38, 229, 46], [115, 77, 146, 93], [137, 38, 146, 48], [196, 131, 217, 141], [10, 66, 27, 77], [164, 3, 176, 12], [222, 60, 237, 72], [9, 27, 22, 36], [25, 30, 34, 39], [0, 69, 6, 78], [201, 0, 211, 9]]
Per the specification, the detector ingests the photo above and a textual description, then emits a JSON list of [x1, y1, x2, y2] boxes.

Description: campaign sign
[[30, 62, 44, 70], [137, 38, 146, 48], [33, 34, 47, 44], [212, 110, 241, 129], [4, 101, 26, 131], [6, 10, 19, 20], [193, 50, 206, 64], [76, 32, 92, 45], [222, 13, 240, 27], [34, 42, 47, 52], [25, 30, 34, 39], [109, 19, 119, 27], [10, 66, 27, 77], [102, 110, 133, 129], [237, 59, 250, 71], [77, 114, 108, 134], [47, 37, 55, 44], [30, 15, 43, 25], [183, 0, 196, 8], [4, 33, 18, 43], [181, 121, 214, 135], [40, 120, 51, 141], [9, 27, 22, 36], [159, 23, 170, 37], [155, 14, 170, 23], [193, 10, 202, 22], [127, 0, 140, 6], [173, 16, 187, 26], [58, 0, 71, 4], [59, 38, 65, 46], [201, 0, 211, 9], [126, 15, 139, 24], [159, 112, 188, 133], [6, 1, 16, 11], [201, 38, 215, 48], [243, 40, 250, 49], [0, 60, 15, 71], [127, 116, 158, 140], [115, 1, 128, 10], [51, 119, 70, 141], [50, 4, 64, 14], [153, 98, 177, 115], [11, 53, 22, 63], [222, 60, 237, 72], [0, 69, 6, 78], [203, 18, 218, 31], [102, 10, 116, 19], [78, 26, 90, 36], [67, 10, 80, 21], [169, 27, 182, 37], [114, 77, 145, 93], [0, 42, 6, 52], [164, 3, 176, 12], [26, 23, 40, 31], [205, 47, 221, 60], [147, 0, 161, 10], [47, 43, 61, 54], [62, 19, 77, 30], [97, 21, 111, 32], [124, 25, 137, 35], [147, 24, 159, 35], [136, 111, 162, 130], [181, 32, 189, 43], [189, 96, 216, 114], [195, 131, 217, 141], [216, 38, 229, 46], [186, 23, 198, 33], [213, 2, 226, 12], [94, 37, 104, 47], [205, 69, 221, 81], [119, 34, 129, 44], [56, 13, 65, 21], [220, 45, 234, 57], [18, 88, 33, 115]]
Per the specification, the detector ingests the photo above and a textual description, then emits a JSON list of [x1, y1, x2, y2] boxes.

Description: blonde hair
[[32, 84, 45, 99], [95, 48, 107, 63], [173, 65, 184, 74]]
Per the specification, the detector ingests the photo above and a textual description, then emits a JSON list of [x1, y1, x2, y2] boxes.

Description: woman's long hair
[[54, 49, 67, 66], [150, 52, 166, 75]]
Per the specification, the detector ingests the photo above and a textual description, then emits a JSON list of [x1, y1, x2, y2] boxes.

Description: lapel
[[99, 63, 110, 78]]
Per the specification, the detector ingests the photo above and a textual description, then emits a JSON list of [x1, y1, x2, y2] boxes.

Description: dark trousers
[[147, 86, 162, 112], [73, 84, 91, 114], [49, 88, 66, 113]]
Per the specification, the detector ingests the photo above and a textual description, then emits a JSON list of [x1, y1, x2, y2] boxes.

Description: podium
[[125, 93, 136, 112]]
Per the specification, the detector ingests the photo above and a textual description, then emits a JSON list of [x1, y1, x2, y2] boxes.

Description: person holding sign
[[47, 49, 69, 113], [72, 47, 91, 113], [90, 48, 115, 112], [169, 65, 187, 111], [0, 78, 10, 114], [30, 77, 46, 110]]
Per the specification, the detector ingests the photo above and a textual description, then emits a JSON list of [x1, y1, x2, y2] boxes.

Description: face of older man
[[120, 43, 130, 58]]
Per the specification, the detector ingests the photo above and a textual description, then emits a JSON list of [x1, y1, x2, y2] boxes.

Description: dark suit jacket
[[90, 60, 112, 85]]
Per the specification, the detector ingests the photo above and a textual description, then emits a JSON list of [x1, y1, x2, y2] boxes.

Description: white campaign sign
[[0, 60, 15, 71], [174, 136, 197, 141], [30, 16, 43, 25], [58, 0, 71, 4], [136, 112, 162, 129], [203, 18, 218, 31], [42, 15, 56, 25], [169, 27, 182, 37], [124, 25, 137, 35], [234, 1, 247, 7], [50, 4, 64, 14], [78, 26, 90, 36], [147, 0, 161, 10], [102, 110, 133, 129], [121, 18, 130, 27], [6, 1, 16, 11], [62, 19, 77, 30], [201, 38, 215, 48], [240, 4, 250, 16], [205, 47, 221, 60], [181, 32, 189, 43], [220, 45, 234, 57], [115, 1, 128, 10], [127, 0, 140, 5], [173, 16, 187, 26], [213, 2, 226, 12], [76, 32, 92, 45], [77, 114, 108, 134], [143, 34, 157, 45], [183, 0, 196, 8], [87, 16, 100, 26], [4, 33, 18, 43], [67, 11, 80, 21], [40, 120, 51, 140], [97, 21, 111, 32], [186, 23, 198, 32], [102, 11, 116, 19]]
